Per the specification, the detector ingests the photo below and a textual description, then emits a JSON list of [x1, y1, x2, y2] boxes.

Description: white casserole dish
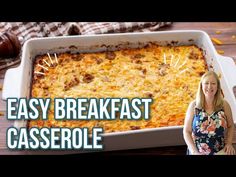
[[2, 30, 236, 151]]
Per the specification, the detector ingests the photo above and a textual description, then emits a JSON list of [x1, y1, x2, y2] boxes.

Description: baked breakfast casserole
[[30, 43, 207, 133]]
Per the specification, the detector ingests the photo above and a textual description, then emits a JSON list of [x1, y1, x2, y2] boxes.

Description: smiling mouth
[[206, 89, 214, 93]]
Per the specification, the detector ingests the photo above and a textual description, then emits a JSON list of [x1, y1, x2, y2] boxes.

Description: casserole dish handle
[[217, 55, 236, 123], [217, 55, 236, 92], [2, 66, 21, 100]]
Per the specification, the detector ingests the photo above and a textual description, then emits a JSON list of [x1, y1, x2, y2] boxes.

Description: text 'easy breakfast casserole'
[[30, 43, 207, 133]]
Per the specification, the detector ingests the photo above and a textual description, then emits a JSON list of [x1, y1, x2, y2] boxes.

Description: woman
[[183, 71, 235, 155]]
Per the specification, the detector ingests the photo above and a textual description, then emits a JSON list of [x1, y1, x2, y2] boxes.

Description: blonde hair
[[195, 71, 223, 111]]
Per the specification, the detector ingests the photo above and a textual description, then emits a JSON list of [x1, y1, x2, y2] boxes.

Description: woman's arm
[[183, 101, 200, 155], [223, 100, 235, 155]]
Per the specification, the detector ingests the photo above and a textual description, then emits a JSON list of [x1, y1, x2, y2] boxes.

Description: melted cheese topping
[[30, 44, 207, 133]]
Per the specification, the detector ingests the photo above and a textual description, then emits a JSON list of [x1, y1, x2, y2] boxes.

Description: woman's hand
[[191, 150, 202, 155], [223, 144, 236, 155], [192, 152, 202, 155]]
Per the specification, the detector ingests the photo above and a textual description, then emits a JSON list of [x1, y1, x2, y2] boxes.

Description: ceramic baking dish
[[2, 30, 236, 151]]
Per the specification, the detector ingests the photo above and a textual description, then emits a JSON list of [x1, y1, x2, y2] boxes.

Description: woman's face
[[202, 74, 218, 98]]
